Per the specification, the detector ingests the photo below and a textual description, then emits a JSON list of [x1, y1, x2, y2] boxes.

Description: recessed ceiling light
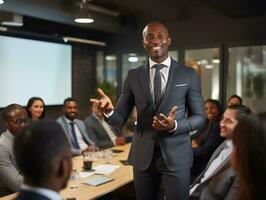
[[212, 59, 220, 64], [205, 64, 213, 69], [128, 54, 139, 62]]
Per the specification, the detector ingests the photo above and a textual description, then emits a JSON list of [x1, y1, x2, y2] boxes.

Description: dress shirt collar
[[64, 116, 76, 124], [225, 139, 233, 149], [21, 184, 62, 200], [149, 56, 171, 69], [4, 129, 15, 140]]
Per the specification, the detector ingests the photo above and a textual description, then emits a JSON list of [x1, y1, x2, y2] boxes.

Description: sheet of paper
[[79, 171, 95, 178], [93, 164, 120, 175]]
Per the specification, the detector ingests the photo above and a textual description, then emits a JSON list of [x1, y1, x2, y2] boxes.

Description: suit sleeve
[[108, 71, 135, 128], [175, 70, 206, 134], [224, 174, 239, 200], [0, 145, 23, 192]]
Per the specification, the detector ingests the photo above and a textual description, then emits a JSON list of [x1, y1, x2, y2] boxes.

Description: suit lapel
[[192, 141, 229, 186], [61, 117, 74, 141], [206, 142, 226, 167], [202, 141, 231, 183], [92, 115, 113, 140], [138, 63, 154, 107], [157, 59, 178, 113]]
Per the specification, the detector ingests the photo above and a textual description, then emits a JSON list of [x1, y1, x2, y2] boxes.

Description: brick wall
[[45, 44, 97, 120]]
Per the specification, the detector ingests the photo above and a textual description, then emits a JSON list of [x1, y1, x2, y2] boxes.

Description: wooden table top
[[0, 143, 133, 200]]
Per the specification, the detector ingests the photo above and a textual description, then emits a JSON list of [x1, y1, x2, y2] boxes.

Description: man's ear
[[57, 157, 72, 179], [3, 119, 9, 128], [142, 39, 146, 48], [167, 37, 171, 46]]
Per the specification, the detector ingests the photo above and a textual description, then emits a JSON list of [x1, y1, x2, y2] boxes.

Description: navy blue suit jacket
[[15, 190, 51, 200], [107, 59, 206, 171]]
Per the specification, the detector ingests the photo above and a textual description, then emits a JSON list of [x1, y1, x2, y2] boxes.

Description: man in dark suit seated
[[190, 105, 251, 200], [57, 98, 95, 156], [0, 104, 29, 197], [13, 120, 72, 200], [84, 102, 132, 149]]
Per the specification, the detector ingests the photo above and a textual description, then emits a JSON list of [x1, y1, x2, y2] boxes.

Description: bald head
[[142, 22, 171, 63], [142, 22, 170, 39], [2, 104, 28, 136], [2, 104, 25, 121]]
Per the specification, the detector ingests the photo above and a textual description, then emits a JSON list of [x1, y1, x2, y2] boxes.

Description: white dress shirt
[[149, 56, 171, 101], [64, 117, 88, 150]]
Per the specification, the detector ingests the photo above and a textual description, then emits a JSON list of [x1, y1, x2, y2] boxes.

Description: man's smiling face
[[143, 22, 171, 63]]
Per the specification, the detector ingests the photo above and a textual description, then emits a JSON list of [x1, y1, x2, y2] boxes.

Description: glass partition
[[185, 48, 220, 100], [228, 45, 266, 112], [122, 53, 147, 84], [105, 54, 117, 86]]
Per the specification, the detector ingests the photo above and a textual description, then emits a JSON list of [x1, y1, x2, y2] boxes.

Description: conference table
[[0, 143, 133, 200]]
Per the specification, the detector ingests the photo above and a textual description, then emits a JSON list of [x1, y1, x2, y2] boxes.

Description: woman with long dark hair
[[231, 112, 266, 200], [26, 97, 46, 122]]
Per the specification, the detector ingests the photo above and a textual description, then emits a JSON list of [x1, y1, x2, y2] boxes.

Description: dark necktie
[[69, 122, 80, 150], [153, 64, 165, 108]]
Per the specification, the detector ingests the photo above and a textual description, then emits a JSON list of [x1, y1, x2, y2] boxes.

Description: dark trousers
[[133, 146, 190, 200]]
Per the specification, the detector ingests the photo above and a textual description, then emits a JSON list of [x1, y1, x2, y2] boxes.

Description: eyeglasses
[[9, 118, 31, 125]]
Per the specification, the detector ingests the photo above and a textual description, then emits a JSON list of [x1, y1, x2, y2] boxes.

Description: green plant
[[91, 81, 116, 103]]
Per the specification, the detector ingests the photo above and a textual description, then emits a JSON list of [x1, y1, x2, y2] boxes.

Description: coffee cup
[[83, 152, 93, 171], [83, 160, 93, 171]]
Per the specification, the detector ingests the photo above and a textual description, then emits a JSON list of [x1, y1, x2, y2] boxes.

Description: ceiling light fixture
[[128, 53, 139, 63], [63, 36, 106, 47], [0, 0, 4, 5], [0, 12, 24, 27], [75, 0, 94, 23]]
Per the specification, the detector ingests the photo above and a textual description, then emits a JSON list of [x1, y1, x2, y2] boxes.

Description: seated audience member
[[84, 103, 131, 149], [14, 120, 72, 200], [26, 97, 46, 122], [191, 99, 224, 179], [0, 104, 29, 196], [190, 105, 251, 200], [231, 112, 266, 200], [227, 94, 242, 107], [57, 98, 95, 156]]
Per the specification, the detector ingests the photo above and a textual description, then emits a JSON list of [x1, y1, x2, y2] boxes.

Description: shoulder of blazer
[[128, 64, 147, 74], [84, 115, 93, 125], [76, 119, 86, 129], [57, 116, 63, 122], [85, 115, 101, 127]]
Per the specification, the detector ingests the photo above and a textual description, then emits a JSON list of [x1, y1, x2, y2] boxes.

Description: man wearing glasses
[[0, 104, 30, 197]]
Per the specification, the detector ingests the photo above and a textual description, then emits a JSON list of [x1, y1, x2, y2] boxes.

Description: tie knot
[[69, 122, 75, 126], [153, 64, 165, 71]]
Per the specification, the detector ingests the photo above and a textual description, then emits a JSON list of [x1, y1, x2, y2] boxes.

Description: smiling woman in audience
[[231, 112, 266, 200], [191, 99, 224, 180], [26, 97, 46, 122]]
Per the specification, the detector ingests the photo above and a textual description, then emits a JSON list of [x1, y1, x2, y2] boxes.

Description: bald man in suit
[[91, 22, 205, 200]]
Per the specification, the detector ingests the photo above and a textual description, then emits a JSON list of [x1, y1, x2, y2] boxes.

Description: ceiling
[[1, 0, 266, 35], [0, 0, 266, 44]]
